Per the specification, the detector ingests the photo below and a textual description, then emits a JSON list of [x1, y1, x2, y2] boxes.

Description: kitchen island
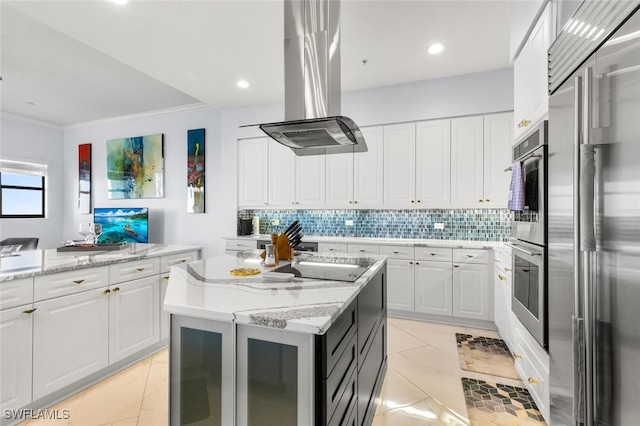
[[165, 251, 387, 426]]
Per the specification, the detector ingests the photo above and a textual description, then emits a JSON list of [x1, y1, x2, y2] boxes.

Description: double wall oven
[[507, 120, 548, 349]]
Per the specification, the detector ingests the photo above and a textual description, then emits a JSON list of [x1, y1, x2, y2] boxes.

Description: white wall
[[0, 116, 65, 249], [62, 105, 222, 258]]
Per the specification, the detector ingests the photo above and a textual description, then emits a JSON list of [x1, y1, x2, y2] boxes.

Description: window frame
[[0, 168, 47, 219]]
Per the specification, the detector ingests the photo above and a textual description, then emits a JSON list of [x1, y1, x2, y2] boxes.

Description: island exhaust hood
[[258, 0, 367, 156]]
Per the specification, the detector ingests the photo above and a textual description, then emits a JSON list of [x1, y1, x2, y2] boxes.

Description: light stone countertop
[[0, 244, 201, 282], [225, 234, 506, 249], [164, 251, 387, 335]]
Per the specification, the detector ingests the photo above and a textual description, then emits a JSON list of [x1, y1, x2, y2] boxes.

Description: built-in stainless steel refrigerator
[[548, 2, 640, 425]]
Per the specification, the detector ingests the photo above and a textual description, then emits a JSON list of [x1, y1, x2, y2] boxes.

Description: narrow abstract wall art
[[78, 143, 92, 213], [106, 134, 164, 199], [187, 128, 205, 213]]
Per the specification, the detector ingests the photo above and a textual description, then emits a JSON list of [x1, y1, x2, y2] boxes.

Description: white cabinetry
[[452, 249, 491, 321], [108, 275, 159, 363], [268, 139, 325, 207], [384, 120, 451, 208], [493, 247, 514, 348], [160, 273, 170, 341], [237, 137, 269, 208], [483, 113, 514, 207], [326, 126, 384, 208], [317, 242, 348, 253], [513, 321, 550, 421], [33, 288, 109, 400], [380, 245, 415, 312], [415, 260, 453, 316], [0, 305, 33, 412], [514, 2, 553, 140], [451, 116, 484, 206]]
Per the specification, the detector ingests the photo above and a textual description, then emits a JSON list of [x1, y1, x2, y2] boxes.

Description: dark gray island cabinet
[[165, 254, 387, 426]]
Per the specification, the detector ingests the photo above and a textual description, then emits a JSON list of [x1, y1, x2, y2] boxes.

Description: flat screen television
[[93, 207, 149, 244]]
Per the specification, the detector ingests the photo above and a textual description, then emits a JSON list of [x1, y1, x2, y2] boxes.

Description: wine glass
[[92, 223, 103, 245], [79, 222, 92, 244]]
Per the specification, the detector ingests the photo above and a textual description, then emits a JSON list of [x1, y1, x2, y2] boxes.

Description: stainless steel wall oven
[[508, 120, 548, 349]]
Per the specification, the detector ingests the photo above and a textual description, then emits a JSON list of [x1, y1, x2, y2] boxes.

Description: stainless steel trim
[[505, 242, 543, 256], [503, 154, 542, 172]]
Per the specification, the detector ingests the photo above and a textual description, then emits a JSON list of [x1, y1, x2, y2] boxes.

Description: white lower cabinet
[[0, 305, 33, 412], [386, 259, 415, 312], [160, 273, 170, 341], [415, 261, 453, 316], [33, 288, 109, 400], [452, 262, 491, 320], [108, 276, 160, 363]]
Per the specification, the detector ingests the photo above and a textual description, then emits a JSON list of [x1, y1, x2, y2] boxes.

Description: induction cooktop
[[273, 260, 371, 282]]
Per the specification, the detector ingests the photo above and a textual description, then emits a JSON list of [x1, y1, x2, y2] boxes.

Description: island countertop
[[0, 244, 201, 282], [164, 251, 387, 335]]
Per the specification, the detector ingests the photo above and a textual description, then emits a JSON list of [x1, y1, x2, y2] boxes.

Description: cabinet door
[[109, 275, 160, 363], [160, 273, 170, 341], [354, 126, 384, 207], [415, 119, 451, 207], [238, 137, 269, 208], [494, 267, 513, 347], [0, 305, 33, 411], [383, 123, 416, 208], [528, 3, 552, 127], [326, 152, 353, 208], [296, 155, 326, 207], [33, 288, 109, 400], [483, 113, 513, 207], [513, 46, 531, 141], [453, 263, 491, 320], [414, 261, 452, 316], [268, 139, 296, 206], [386, 259, 414, 312], [451, 116, 484, 207]]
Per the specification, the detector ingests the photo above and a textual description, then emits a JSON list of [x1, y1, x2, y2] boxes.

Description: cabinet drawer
[[0, 277, 34, 310], [317, 299, 357, 378], [109, 258, 160, 284], [495, 266, 511, 286], [493, 248, 512, 268], [224, 239, 256, 251], [347, 244, 379, 255], [379, 245, 414, 260], [318, 243, 348, 254], [322, 333, 357, 423], [414, 246, 452, 261], [34, 267, 109, 301], [453, 248, 488, 264], [513, 333, 548, 419], [160, 250, 199, 273], [327, 364, 357, 426], [358, 319, 385, 424]]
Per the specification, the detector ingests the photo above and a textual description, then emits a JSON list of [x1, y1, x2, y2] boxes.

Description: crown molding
[[0, 112, 63, 130]]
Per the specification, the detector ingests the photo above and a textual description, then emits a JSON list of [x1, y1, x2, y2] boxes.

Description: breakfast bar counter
[[164, 252, 388, 426]]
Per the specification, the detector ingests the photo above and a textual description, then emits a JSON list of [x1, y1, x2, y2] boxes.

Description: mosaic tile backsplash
[[238, 209, 511, 241]]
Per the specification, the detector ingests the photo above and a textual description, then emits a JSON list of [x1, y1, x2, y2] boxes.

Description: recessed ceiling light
[[110, 0, 129, 5], [237, 80, 250, 89], [428, 43, 444, 55]]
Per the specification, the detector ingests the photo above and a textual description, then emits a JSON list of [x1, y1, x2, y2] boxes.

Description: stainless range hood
[[258, 0, 367, 156]]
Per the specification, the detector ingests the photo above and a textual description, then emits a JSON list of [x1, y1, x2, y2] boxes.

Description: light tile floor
[[22, 318, 525, 425]]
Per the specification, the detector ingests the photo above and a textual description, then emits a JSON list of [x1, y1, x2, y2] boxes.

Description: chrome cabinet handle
[[504, 242, 541, 257], [73, 279, 85, 284], [23, 308, 37, 314]]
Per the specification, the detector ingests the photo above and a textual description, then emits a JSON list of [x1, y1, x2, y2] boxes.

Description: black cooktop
[[273, 261, 370, 282]]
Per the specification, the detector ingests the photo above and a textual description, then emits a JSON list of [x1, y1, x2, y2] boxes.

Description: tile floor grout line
[[136, 354, 155, 426]]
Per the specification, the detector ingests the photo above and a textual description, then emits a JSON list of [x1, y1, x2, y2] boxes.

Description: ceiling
[[1, 0, 512, 127]]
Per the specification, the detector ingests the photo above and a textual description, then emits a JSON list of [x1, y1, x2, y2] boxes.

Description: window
[[0, 160, 47, 218]]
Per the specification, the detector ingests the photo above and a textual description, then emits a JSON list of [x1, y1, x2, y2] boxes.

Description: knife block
[[260, 233, 293, 261]]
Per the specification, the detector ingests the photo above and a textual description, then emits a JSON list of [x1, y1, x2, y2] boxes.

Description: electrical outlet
[[272, 219, 280, 226], [345, 220, 354, 226], [434, 223, 444, 230]]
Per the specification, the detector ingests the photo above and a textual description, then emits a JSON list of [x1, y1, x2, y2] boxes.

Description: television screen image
[[94, 207, 149, 244]]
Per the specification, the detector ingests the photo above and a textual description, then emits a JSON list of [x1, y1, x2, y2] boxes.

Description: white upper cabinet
[[451, 116, 484, 206], [483, 113, 514, 207], [514, 2, 553, 141], [354, 126, 384, 207], [383, 123, 416, 208], [415, 119, 451, 207], [237, 138, 269, 208], [326, 126, 384, 209], [268, 139, 296, 206], [295, 154, 325, 207]]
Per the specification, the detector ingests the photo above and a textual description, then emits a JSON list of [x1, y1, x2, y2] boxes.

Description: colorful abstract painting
[[106, 134, 164, 199], [187, 128, 205, 213], [78, 143, 91, 213]]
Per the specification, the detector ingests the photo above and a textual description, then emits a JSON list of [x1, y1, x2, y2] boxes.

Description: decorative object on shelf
[[187, 128, 205, 213], [106, 133, 164, 199], [78, 143, 91, 214]]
